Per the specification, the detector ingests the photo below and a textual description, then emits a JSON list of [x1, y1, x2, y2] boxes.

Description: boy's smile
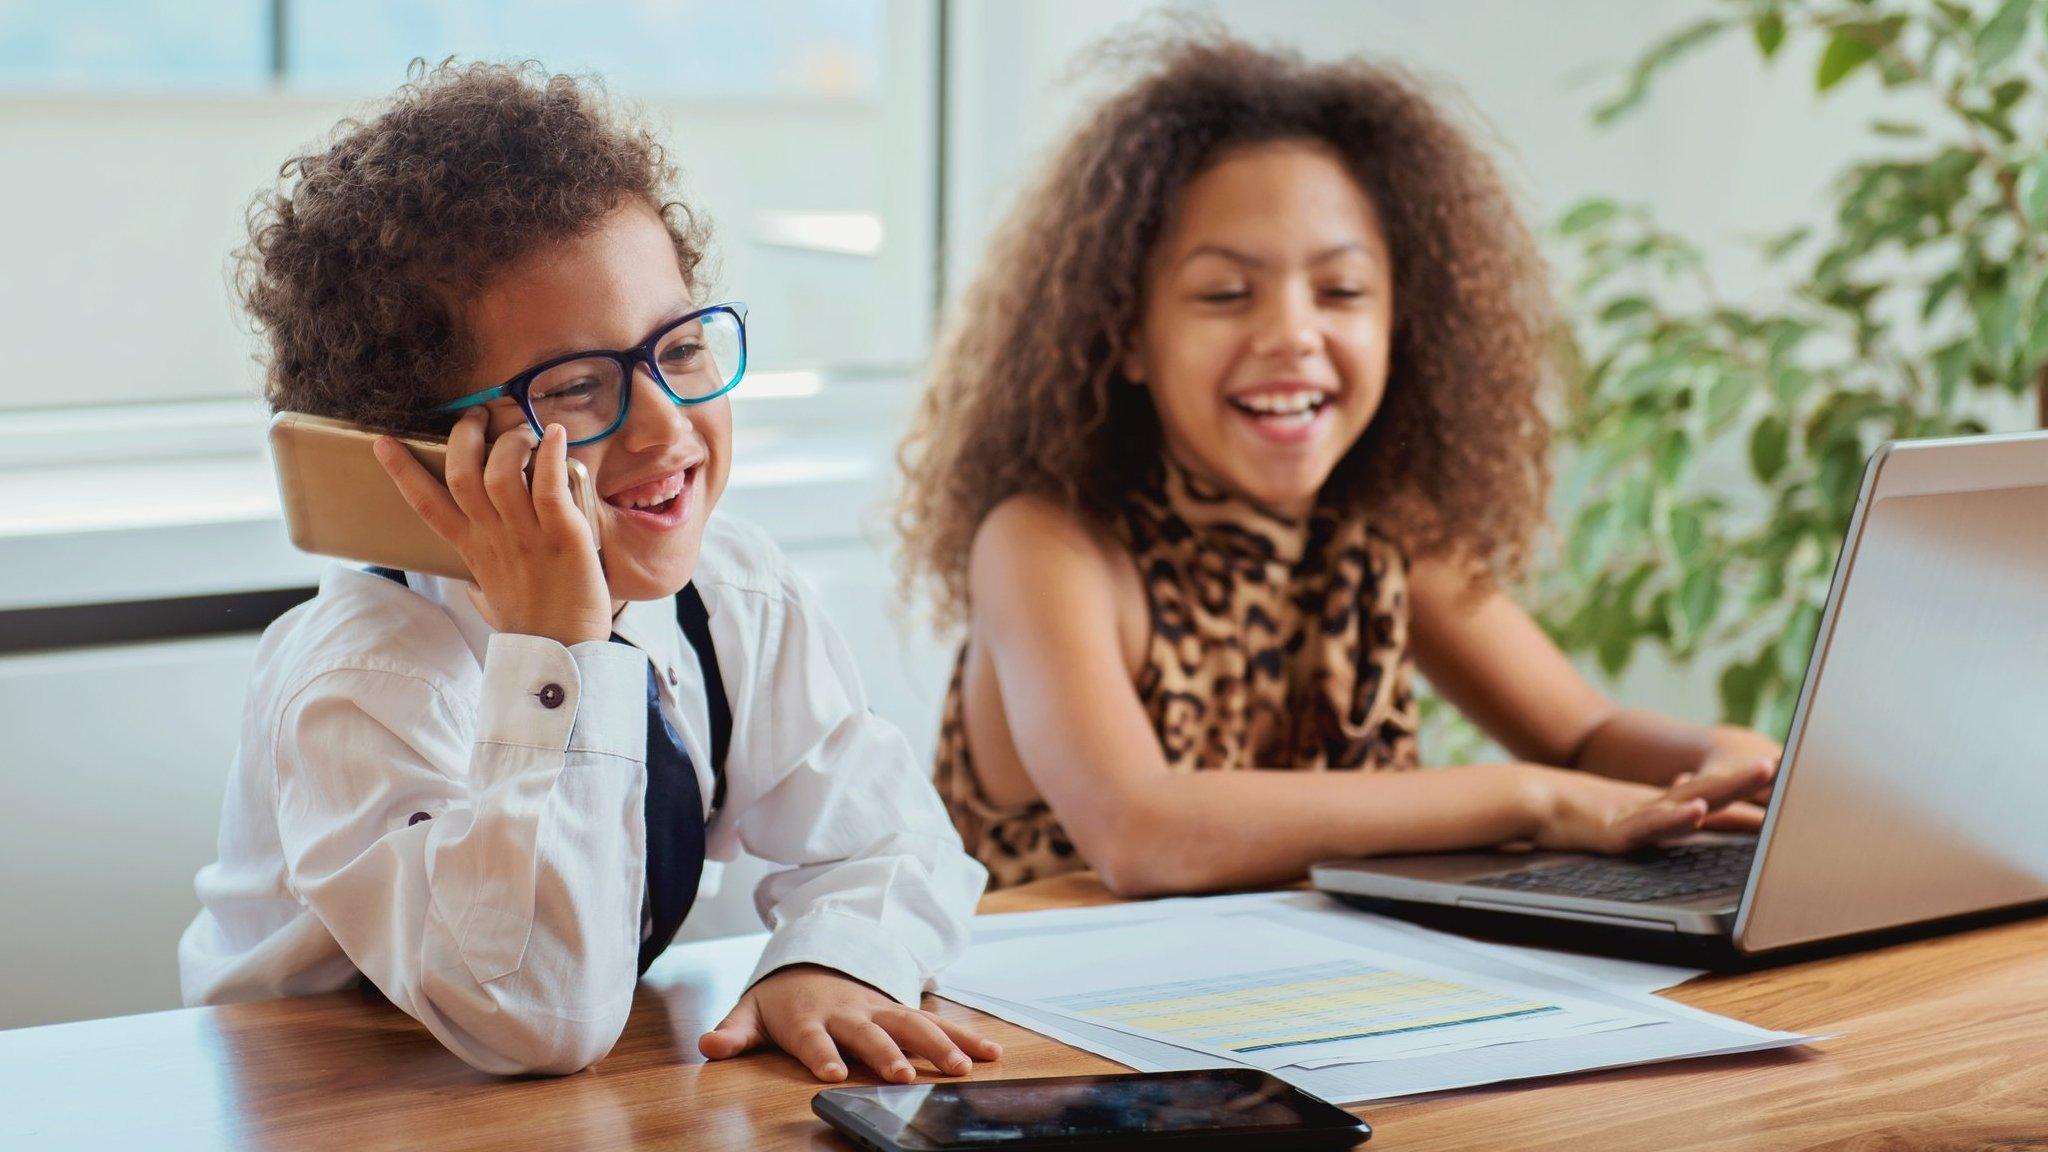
[[455, 200, 732, 606]]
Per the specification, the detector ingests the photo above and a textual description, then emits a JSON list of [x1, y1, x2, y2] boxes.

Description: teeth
[[1232, 391, 1327, 416], [620, 471, 687, 509]]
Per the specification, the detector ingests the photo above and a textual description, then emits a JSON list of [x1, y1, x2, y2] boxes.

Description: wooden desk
[[7, 874, 2048, 1151]]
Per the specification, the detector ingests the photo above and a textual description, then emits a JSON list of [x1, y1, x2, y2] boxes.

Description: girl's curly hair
[[896, 29, 1557, 630], [237, 59, 709, 433]]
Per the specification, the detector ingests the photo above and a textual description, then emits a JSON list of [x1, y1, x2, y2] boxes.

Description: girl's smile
[[1124, 138, 1394, 519]]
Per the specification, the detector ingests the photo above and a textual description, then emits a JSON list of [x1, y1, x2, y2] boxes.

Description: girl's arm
[[967, 499, 1753, 898], [1405, 558, 1782, 789]]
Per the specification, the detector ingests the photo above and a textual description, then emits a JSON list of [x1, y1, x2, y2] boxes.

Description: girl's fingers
[[827, 1017, 916, 1084], [1669, 762, 1774, 812], [1701, 801, 1768, 833], [443, 408, 495, 524], [373, 437, 466, 544], [482, 421, 540, 528], [875, 1009, 972, 1076], [1615, 798, 1706, 852]]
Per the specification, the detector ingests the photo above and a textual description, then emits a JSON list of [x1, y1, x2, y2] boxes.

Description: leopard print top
[[934, 459, 1421, 890]]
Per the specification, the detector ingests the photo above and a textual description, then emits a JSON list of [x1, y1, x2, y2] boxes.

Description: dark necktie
[[610, 636, 708, 975]]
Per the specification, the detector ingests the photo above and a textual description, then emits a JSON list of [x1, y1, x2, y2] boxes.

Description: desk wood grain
[[5, 877, 2047, 1151]]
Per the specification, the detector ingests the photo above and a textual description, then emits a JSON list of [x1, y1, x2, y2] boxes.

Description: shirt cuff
[[748, 911, 929, 1008], [474, 633, 647, 763]]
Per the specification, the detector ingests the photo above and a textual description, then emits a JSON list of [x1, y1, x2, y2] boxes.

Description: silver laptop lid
[[1737, 430, 2048, 952]]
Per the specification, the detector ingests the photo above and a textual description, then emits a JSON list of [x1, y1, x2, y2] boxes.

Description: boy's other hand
[[699, 964, 1003, 1083], [374, 410, 613, 647]]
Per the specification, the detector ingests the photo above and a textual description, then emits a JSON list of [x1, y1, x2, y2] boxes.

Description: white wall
[[945, 0, 1902, 305]]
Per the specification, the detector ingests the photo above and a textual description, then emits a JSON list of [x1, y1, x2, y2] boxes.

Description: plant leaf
[[1718, 658, 1767, 725], [1679, 566, 1722, 642], [1933, 339, 1974, 407], [1669, 504, 1705, 564], [1750, 415, 1791, 482], [1599, 295, 1655, 323], [1596, 17, 1731, 125], [1975, 0, 2034, 74], [1559, 198, 1621, 236], [1704, 368, 1752, 431], [2020, 154, 2048, 227], [2028, 288, 2048, 361], [1816, 30, 1878, 91], [1777, 602, 1824, 682], [1753, 12, 1786, 59], [1654, 428, 1694, 487]]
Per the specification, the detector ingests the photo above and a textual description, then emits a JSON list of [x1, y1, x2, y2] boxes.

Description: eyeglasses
[[437, 302, 748, 446]]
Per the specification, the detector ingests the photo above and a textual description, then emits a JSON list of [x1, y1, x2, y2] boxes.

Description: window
[[0, 0, 934, 415], [0, 2, 270, 92], [286, 1, 885, 102]]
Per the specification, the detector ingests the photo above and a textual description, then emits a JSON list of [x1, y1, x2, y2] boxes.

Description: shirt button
[[667, 667, 679, 686], [537, 683, 566, 709], [407, 811, 432, 826]]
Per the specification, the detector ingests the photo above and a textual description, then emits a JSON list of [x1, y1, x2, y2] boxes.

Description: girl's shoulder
[[969, 493, 1148, 661], [972, 492, 1132, 587]]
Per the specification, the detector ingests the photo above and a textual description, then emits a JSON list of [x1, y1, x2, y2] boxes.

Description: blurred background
[[3, 0, 2043, 1029]]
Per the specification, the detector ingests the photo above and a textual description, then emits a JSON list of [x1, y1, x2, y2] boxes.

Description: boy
[[178, 61, 998, 1081]]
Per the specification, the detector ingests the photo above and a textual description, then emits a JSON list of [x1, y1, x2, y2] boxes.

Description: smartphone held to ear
[[270, 411, 602, 583]]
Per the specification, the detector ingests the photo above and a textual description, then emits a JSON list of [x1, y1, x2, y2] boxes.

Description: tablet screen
[[821, 1069, 1364, 1149]]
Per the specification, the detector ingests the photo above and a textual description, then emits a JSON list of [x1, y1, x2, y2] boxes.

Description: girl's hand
[[374, 409, 613, 647], [1693, 727, 1783, 806], [1519, 759, 1775, 855], [700, 964, 1003, 1083]]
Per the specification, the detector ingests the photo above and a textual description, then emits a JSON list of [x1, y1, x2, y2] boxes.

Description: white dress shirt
[[178, 514, 987, 1075]]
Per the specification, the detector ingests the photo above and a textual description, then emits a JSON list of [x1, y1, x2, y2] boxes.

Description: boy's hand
[[699, 964, 1002, 1083], [374, 408, 613, 647]]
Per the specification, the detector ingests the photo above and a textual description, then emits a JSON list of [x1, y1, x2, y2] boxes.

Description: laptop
[[1312, 430, 2048, 963]]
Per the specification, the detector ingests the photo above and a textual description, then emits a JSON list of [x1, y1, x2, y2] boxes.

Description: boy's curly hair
[[896, 29, 1557, 630], [237, 59, 708, 433]]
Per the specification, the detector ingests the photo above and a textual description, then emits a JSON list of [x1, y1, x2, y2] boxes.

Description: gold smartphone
[[270, 411, 602, 582]]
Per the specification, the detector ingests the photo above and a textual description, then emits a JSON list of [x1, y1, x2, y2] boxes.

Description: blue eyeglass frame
[[436, 301, 749, 446]]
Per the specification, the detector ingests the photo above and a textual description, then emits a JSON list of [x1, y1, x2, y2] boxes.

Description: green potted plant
[[1539, 0, 2048, 737]]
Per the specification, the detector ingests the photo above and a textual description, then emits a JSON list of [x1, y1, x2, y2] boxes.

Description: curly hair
[[237, 59, 709, 433], [896, 29, 1557, 630]]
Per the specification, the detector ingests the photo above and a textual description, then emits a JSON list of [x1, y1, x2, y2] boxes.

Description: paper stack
[[942, 891, 1818, 1105]]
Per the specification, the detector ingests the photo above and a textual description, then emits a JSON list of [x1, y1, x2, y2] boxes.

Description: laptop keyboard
[[1468, 841, 1758, 904]]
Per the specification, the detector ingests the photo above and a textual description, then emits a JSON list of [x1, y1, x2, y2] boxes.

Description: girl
[[897, 32, 1780, 896], [180, 61, 1000, 1082]]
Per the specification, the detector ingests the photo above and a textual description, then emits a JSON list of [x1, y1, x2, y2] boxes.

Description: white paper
[[970, 890, 1707, 996], [949, 892, 1817, 1103], [947, 914, 1656, 1070]]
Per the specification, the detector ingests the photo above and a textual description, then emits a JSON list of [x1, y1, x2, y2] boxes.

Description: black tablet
[[812, 1068, 1371, 1151]]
